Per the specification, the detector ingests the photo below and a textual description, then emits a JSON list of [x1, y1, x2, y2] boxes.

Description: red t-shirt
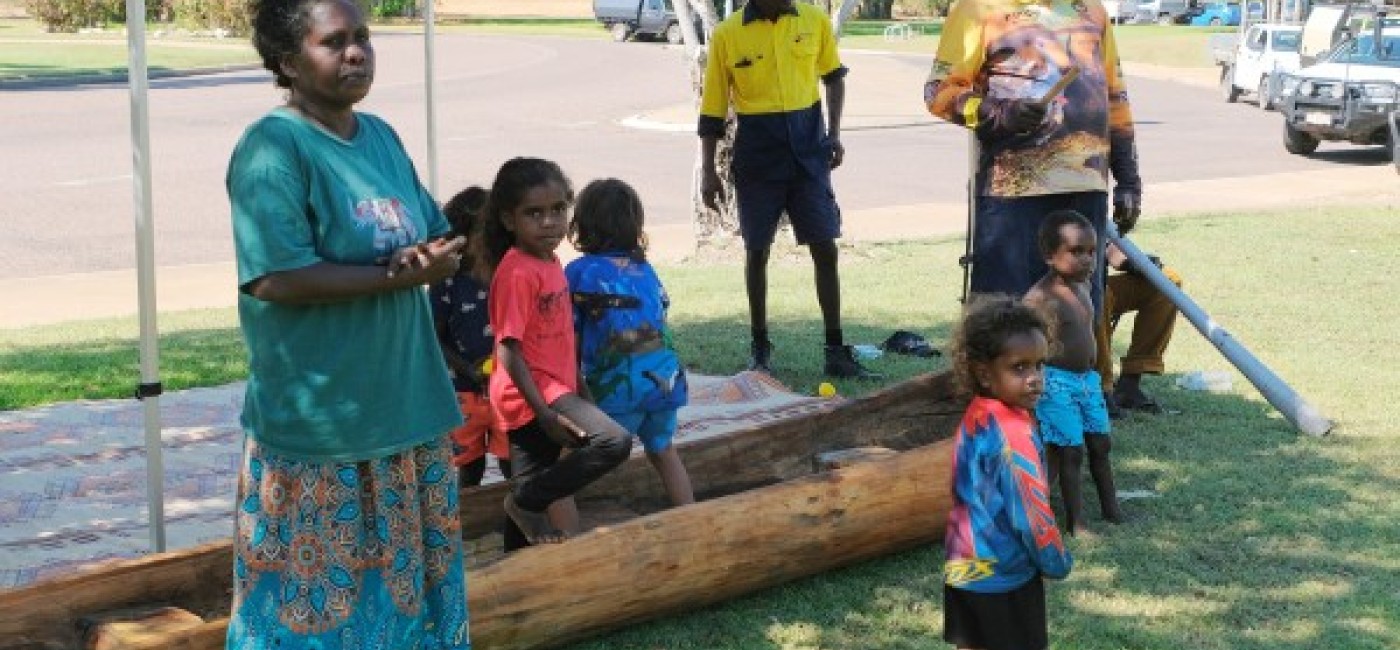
[[488, 247, 578, 430]]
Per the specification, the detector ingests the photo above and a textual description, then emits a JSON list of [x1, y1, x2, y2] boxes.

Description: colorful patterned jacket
[[924, 0, 1141, 200], [944, 396, 1073, 592]]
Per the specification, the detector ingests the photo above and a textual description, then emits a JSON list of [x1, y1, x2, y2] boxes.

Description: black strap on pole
[[135, 382, 163, 400]]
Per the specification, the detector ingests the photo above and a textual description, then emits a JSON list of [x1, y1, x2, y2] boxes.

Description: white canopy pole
[[124, 0, 167, 552], [423, 0, 439, 195]]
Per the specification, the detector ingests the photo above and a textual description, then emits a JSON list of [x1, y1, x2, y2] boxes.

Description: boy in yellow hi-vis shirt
[[698, 0, 876, 380]]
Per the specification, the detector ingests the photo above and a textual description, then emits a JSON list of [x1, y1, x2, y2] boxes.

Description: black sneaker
[[824, 345, 881, 379], [748, 338, 774, 373], [1105, 392, 1126, 420]]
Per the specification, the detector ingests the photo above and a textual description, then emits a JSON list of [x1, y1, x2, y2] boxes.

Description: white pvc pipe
[[423, 0, 439, 196], [1108, 223, 1333, 437], [124, 0, 167, 552]]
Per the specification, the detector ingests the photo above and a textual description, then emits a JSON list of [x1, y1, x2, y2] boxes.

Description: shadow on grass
[[670, 314, 952, 397], [1047, 373, 1400, 650], [0, 326, 245, 411], [565, 367, 1400, 650]]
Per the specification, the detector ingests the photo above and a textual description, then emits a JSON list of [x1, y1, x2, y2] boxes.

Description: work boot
[[1105, 392, 1126, 420], [748, 338, 774, 374], [824, 345, 881, 379]]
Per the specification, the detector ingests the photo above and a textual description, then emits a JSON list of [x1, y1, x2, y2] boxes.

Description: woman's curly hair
[[248, 0, 319, 89], [949, 294, 1055, 399]]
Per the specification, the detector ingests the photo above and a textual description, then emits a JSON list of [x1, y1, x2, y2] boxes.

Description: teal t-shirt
[[227, 108, 461, 462]]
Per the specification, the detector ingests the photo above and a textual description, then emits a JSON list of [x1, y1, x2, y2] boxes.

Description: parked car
[[1276, 28, 1400, 162], [1190, 1, 1263, 26], [1102, 0, 1140, 23], [1212, 23, 1303, 108], [1133, 0, 1192, 24], [1191, 2, 1239, 26], [593, 0, 700, 44]]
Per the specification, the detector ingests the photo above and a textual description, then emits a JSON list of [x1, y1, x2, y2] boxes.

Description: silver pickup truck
[[1275, 26, 1399, 167]]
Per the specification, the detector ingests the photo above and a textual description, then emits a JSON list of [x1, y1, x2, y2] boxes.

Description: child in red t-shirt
[[476, 157, 635, 551]]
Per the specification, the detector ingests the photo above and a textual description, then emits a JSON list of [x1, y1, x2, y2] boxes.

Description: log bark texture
[[0, 373, 964, 650], [469, 437, 955, 650]]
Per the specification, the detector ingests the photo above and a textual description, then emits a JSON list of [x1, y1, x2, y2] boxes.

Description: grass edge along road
[[4, 206, 1400, 649], [0, 17, 1228, 80]]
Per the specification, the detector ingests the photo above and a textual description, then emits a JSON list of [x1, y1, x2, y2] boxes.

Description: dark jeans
[[971, 191, 1108, 314], [503, 416, 633, 550]]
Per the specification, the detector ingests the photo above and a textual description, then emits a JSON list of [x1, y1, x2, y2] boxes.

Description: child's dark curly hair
[[1037, 209, 1093, 258], [569, 178, 648, 261], [949, 295, 1054, 399], [443, 185, 487, 239]]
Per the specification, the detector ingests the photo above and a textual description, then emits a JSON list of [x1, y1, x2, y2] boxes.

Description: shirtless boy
[[1024, 210, 1124, 535]]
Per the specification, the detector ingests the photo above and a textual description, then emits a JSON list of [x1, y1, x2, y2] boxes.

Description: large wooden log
[[0, 373, 964, 650], [0, 543, 231, 649], [121, 438, 955, 650], [469, 438, 955, 650]]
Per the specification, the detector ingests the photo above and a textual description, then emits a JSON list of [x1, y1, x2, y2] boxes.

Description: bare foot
[[504, 493, 568, 545], [1069, 526, 1099, 541]]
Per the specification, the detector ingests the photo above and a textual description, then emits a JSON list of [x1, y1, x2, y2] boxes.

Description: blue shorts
[[733, 172, 842, 250], [1036, 366, 1111, 447], [607, 409, 678, 454], [972, 191, 1107, 313]]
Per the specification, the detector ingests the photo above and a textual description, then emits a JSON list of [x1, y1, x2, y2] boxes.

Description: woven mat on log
[[0, 371, 823, 589]]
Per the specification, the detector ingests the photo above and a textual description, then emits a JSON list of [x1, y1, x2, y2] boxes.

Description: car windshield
[[1273, 31, 1301, 52], [1327, 34, 1400, 66]]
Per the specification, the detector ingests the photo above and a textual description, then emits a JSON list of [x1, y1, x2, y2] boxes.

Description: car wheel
[[1258, 76, 1274, 110], [1221, 66, 1241, 103], [610, 22, 631, 42], [1210, 17, 1222, 25], [1390, 113, 1400, 173], [1393, 134, 1399, 174], [1283, 121, 1320, 155], [666, 23, 683, 44]]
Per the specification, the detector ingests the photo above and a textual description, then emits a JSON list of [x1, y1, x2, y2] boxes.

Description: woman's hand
[[386, 236, 467, 283]]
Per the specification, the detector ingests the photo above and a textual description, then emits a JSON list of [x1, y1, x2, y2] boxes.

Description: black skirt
[[943, 577, 1047, 650]]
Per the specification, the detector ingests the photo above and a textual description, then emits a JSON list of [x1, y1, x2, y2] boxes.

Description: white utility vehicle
[[1211, 24, 1305, 109]]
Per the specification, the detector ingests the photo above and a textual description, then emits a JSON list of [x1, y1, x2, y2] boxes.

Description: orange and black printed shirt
[[925, 0, 1138, 198]]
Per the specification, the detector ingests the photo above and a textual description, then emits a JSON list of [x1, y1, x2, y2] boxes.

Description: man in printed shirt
[[924, 0, 1143, 308], [698, 0, 876, 379]]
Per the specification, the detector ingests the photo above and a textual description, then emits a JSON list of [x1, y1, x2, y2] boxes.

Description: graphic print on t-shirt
[[354, 197, 419, 254]]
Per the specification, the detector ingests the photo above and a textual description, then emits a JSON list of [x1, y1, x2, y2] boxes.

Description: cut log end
[[82, 607, 204, 650]]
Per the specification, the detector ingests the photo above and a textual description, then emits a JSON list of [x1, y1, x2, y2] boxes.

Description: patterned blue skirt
[[227, 435, 470, 649]]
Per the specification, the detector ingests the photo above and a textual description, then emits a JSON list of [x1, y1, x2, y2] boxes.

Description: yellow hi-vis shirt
[[699, 2, 844, 122]]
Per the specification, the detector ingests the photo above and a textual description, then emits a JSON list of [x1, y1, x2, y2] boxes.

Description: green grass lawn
[[0, 18, 257, 78], [0, 16, 1227, 80], [2, 207, 1397, 648]]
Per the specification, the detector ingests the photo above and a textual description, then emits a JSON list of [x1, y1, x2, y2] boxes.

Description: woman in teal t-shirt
[[226, 0, 469, 647]]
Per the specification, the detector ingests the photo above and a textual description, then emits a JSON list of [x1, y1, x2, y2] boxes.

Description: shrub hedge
[[26, 0, 392, 34]]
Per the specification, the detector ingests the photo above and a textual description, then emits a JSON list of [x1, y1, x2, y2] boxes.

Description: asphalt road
[[0, 32, 1388, 280]]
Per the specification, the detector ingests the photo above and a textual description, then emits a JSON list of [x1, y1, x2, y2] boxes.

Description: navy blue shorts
[[733, 172, 842, 250], [971, 191, 1108, 313]]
